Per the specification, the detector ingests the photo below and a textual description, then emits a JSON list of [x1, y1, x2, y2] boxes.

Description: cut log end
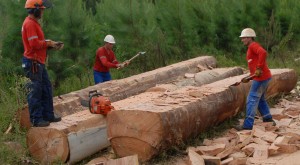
[[110, 137, 156, 162], [26, 128, 69, 163], [107, 110, 163, 162]]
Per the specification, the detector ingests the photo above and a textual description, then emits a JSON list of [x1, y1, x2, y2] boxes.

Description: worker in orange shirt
[[22, 0, 63, 127], [235, 28, 276, 130], [93, 35, 129, 84]]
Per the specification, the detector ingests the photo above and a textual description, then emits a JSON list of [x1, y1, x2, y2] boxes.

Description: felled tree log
[[26, 66, 242, 164], [107, 69, 297, 162], [20, 56, 216, 128], [64, 55, 217, 102], [27, 110, 108, 164]]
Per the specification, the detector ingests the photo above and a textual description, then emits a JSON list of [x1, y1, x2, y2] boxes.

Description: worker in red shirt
[[22, 0, 63, 127], [235, 28, 276, 130], [93, 35, 129, 84]]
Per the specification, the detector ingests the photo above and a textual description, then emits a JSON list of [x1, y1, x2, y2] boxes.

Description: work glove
[[255, 68, 262, 77], [241, 77, 250, 83]]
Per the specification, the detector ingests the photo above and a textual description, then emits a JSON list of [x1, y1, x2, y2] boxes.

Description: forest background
[[1, 0, 300, 164]]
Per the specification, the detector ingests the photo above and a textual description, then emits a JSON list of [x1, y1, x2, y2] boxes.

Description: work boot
[[33, 120, 50, 127], [263, 118, 276, 126], [46, 114, 62, 122], [234, 125, 252, 131]]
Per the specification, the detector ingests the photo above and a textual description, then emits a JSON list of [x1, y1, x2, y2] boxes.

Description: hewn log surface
[[59, 55, 217, 102], [25, 67, 242, 164], [107, 69, 297, 162], [20, 56, 217, 128]]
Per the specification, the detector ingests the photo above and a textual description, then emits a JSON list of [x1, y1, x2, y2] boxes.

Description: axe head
[[139, 51, 146, 55], [230, 82, 241, 86]]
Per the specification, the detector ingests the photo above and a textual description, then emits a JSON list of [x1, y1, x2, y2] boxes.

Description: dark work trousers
[[22, 57, 55, 125]]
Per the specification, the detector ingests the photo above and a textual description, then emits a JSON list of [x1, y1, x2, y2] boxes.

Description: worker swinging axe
[[117, 51, 146, 69]]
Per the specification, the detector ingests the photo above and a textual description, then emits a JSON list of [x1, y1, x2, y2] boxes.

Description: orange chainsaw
[[81, 90, 114, 115]]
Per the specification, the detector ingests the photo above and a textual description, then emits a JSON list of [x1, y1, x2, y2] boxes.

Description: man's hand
[[55, 41, 64, 50], [116, 63, 125, 69], [46, 40, 64, 50], [255, 68, 262, 77], [123, 60, 130, 66]]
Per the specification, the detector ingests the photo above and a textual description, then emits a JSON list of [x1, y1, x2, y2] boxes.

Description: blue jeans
[[22, 57, 55, 125], [243, 78, 272, 129], [93, 70, 111, 84]]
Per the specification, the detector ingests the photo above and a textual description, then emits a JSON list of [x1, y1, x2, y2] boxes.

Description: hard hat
[[240, 28, 256, 38], [25, 0, 52, 9], [104, 35, 116, 44]]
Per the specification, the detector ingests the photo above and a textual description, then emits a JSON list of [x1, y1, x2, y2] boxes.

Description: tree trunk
[[25, 66, 243, 164], [20, 56, 217, 129], [107, 69, 297, 162]]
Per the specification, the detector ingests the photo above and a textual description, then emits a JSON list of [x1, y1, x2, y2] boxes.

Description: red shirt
[[22, 16, 48, 64], [93, 46, 119, 72], [246, 42, 272, 81]]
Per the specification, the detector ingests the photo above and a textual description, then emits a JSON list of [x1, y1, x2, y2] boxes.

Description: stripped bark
[[107, 69, 297, 162]]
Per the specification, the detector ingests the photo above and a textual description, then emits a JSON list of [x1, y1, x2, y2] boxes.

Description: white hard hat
[[240, 28, 256, 38], [104, 35, 116, 44]]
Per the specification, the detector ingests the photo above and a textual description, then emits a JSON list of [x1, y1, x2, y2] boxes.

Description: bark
[[107, 69, 297, 162]]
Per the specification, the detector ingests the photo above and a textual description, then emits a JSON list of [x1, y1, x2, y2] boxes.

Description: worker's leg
[[102, 72, 112, 82], [94, 70, 104, 84], [22, 58, 45, 125], [243, 80, 264, 129], [257, 79, 273, 121], [40, 64, 56, 121]]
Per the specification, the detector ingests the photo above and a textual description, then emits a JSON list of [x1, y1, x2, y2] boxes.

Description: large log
[[65, 56, 217, 102], [26, 67, 243, 164], [27, 110, 108, 164], [107, 69, 297, 162], [20, 56, 217, 128]]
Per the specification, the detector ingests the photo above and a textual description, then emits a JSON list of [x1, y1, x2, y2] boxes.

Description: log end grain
[[107, 110, 163, 162], [26, 128, 69, 164]]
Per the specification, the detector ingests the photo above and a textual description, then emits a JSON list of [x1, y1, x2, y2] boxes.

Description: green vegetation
[[1, 0, 300, 164]]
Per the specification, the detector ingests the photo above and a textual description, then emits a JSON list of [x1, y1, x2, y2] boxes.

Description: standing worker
[[235, 28, 276, 130], [22, 0, 64, 127], [93, 35, 129, 84]]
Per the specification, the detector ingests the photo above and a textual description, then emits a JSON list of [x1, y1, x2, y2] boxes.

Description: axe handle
[[128, 52, 141, 62]]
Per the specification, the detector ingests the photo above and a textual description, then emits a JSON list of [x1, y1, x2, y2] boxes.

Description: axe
[[117, 51, 146, 69], [229, 74, 255, 87]]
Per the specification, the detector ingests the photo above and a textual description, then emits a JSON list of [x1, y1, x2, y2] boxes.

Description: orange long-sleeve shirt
[[22, 16, 48, 64], [93, 46, 119, 72], [246, 42, 272, 81]]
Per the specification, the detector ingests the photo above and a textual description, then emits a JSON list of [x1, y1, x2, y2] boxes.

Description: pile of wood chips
[[188, 96, 300, 165]]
